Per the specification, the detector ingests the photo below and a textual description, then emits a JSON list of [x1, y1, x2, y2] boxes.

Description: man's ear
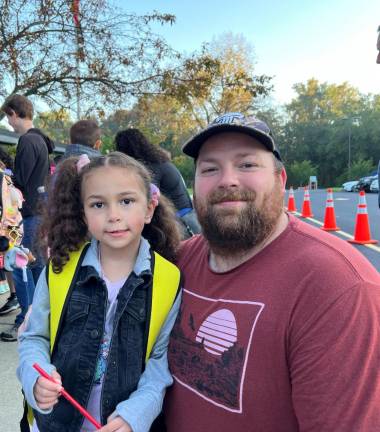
[[280, 168, 287, 192], [94, 139, 102, 150]]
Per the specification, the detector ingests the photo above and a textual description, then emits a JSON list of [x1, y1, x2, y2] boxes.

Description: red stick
[[33, 363, 102, 430]]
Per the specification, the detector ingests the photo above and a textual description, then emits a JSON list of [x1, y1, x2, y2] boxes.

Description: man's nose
[[218, 165, 239, 188]]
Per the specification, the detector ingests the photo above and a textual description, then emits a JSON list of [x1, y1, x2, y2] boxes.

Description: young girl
[[17, 152, 182, 432]]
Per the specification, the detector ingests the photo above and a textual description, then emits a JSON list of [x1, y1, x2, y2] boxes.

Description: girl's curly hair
[[40, 152, 182, 273]]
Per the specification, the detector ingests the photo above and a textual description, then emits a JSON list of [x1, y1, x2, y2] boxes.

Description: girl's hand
[[33, 369, 62, 410], [98, 415, 132, 432]]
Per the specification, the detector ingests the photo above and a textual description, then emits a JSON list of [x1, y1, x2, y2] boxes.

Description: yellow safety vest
[[25, 242, 180, 428]]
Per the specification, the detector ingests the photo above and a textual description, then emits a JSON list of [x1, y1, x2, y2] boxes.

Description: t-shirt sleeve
[[289, 281, 380, 431]]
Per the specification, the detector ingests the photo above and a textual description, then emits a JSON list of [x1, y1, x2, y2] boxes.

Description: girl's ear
[[144, 200, 156, 224]]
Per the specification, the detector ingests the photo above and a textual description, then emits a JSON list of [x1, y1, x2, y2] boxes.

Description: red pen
[[33, 363, 102, 430]]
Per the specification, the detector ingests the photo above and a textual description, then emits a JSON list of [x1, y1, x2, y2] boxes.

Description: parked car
[[356, 175, 378, 192], [342, 180, 359, 192], [370, 178, 379, 193]]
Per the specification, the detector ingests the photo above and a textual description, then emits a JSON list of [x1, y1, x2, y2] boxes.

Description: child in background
[[17, 152, 182, 432]]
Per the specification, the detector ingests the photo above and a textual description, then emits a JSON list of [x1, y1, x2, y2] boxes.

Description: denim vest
[[34, 264, 152, 432]]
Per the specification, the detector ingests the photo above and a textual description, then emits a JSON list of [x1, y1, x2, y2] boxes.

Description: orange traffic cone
[[301, 187, 313, 218], [287, 187, 297, 212], [348, 191, 378, 245], [322, 188, 340, 231]]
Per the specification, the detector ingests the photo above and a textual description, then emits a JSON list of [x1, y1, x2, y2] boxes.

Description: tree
[[282, 79, 380, 186], [162, 33, 273, 127], [34, 108, 72, 143], [0, 1, 197, 116], [286, 160, 317, 188]]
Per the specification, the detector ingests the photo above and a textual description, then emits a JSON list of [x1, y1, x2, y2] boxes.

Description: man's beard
[[194, 179, 284, 257]]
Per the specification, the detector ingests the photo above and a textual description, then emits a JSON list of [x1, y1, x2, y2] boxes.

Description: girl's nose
[[108, 205, 121, 222]]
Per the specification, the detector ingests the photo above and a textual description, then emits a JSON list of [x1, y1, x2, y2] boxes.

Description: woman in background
[[115, 128, 201, 238]]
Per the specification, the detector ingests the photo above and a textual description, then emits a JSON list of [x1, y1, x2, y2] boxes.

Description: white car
[[342, 180, 359, 192], [370, 178, 379, 193]]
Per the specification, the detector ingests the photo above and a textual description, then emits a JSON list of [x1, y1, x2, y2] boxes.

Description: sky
[[123, 0, 380, 104]]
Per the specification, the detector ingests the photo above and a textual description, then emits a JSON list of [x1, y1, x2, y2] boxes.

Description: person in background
[[62, 119, 102, 160], [0, 147, 19, 314], [0, 94, 53, 341], [163, 112, 380, 432], [115, 128, 201, 238]]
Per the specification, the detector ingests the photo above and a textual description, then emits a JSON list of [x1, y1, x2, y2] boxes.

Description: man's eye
[[240, 162, 256, 169], [201, 167, 217, 174]]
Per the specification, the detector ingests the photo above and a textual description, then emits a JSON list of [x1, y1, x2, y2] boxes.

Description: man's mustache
[[207, 188, 256, 205]]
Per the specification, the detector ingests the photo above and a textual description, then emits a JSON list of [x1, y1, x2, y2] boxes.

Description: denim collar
[[82, 237, 152, 277]]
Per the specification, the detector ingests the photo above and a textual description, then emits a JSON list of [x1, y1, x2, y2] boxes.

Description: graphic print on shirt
[[169, 289, 264, 413], [94, 336, 110, 384]]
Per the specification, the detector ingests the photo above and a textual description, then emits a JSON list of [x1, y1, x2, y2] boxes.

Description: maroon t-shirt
[[164, 215, 380, 431]]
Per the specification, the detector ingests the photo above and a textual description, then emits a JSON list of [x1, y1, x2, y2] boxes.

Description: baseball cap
[[182, 112, 282, 161]]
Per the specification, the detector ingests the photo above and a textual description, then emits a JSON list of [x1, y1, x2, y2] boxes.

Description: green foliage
[[286, 160, 317, 188], [34, 109, 73, 144], [283, 79, 380, 186], [336, 158, 376, 185], [172, 155, 195, 187], [100, 135, 115, 154]]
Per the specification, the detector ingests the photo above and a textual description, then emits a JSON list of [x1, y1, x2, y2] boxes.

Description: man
[[62, 119, 102, 160], [0, 94, 53, 341], [164, 112, 380, 431]]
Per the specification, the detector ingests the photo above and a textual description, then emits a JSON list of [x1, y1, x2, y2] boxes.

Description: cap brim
[[182, 124, 279, 160]]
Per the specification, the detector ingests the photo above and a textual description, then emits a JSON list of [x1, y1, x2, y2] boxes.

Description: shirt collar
[[82, 237, 152, 276]]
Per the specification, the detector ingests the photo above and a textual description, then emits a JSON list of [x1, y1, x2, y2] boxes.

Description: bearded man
[[163, 113, 380, 432]]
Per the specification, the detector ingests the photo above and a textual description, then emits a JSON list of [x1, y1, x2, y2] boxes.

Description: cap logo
[[212, 112, 271, 135], [212, 112, 245, 125]]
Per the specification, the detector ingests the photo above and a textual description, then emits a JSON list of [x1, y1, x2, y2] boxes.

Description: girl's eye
[[91, 202, 104, 209], [121, 198, 133, 205]]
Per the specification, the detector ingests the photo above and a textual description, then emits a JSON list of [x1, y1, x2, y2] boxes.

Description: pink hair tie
[[150, 183, 160, 207], [76, 154, 91, 173]]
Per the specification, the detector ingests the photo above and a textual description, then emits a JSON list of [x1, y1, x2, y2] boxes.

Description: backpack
[[0, 169, 24, 248]]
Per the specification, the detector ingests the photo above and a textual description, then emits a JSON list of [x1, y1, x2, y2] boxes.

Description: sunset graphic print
[[168, 289, 265, 412]]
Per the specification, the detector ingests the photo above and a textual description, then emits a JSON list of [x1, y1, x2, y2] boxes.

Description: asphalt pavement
[[0, 188, 378, 431], [0, 294, 24, 432], [288, 188, 380, 270]]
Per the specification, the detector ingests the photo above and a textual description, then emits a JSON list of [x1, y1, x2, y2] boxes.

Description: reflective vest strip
[[147, 252, 181, 361]]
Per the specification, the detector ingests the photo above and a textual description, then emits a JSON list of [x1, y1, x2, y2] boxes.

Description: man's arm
[[290, 282, 380, 431]]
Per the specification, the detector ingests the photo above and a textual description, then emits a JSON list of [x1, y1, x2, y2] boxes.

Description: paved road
[[0, 297, 23, 432], [288, 189, 380, 271], [1, 189, 379, 431]]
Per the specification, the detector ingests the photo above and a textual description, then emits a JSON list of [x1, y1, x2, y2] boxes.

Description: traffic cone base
[[348, 239, 378, 245]]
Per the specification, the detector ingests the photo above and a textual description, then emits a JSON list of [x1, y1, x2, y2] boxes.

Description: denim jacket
[[18, 238, 181, 432], [61, 143, 101, 161]]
